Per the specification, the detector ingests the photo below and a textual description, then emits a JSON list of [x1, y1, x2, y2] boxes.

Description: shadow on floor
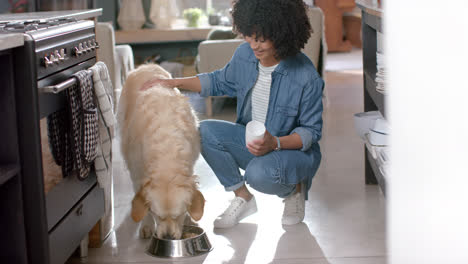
[[270, 223, 330, 264], [213, 223, 258, 264]]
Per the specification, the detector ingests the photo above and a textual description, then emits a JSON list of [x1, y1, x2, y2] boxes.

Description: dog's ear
[[188, 189, 205, 221], [131, 188, 148, 222]]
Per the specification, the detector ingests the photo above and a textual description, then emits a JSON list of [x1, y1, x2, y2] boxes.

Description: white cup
[[245, 120, 265, 145]]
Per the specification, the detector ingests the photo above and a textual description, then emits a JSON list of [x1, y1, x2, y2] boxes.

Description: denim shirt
[[197, 42, 324, 152]]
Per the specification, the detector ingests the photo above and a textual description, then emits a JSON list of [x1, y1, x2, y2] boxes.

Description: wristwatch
[[274, 136, 281, 151]]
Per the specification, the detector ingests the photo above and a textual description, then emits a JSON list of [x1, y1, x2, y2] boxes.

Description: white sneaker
[[214, 196, 257, 228], [282, 188, 305, 225]]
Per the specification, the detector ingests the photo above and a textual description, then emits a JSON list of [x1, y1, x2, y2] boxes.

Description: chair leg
[[80, 234, 89, 258]]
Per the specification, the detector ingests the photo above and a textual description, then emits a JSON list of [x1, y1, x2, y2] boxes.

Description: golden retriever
[[118, 64, 204, 239]]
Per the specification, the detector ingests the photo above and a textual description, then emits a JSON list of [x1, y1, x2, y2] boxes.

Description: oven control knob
[[73, 46, 81, 56], [60, 48, 67, 60], [49, 54, 59, 64], [85, 42, 92, 52], [59, 49, 66, 60], [79, 43, 86, 54], [43, 56, 53, 68], [54, 50, 63, 62]]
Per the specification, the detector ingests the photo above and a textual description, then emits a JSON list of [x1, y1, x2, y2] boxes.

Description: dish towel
[[89, 61, 116, 187], [47, 70, 99, 180], [72, 70, 99, 180], [47, 108, 74, 178]]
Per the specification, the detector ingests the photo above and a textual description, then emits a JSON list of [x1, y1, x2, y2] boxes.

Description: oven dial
[[49, 54, 58, 64], [58, 49, 66, 60], [73, 46, 81, 56], [43, 55, 53, 68], [54, 50, 63, 62], [93, 39, 100, 49], [84, 42, 91, 52], [78, 43, 85, 54], [87, 40, 93, 50]]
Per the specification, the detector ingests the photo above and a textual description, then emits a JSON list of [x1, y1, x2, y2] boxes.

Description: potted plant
[[183, 8, 203, 27]]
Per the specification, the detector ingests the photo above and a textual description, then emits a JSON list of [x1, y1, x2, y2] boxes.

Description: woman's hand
[[247, 130, 277, 156], [141, 78, 176, 91]]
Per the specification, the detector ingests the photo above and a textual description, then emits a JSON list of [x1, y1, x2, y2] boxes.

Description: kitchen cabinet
[[0, 49, 28, 264], [356, 0, 385, 195]]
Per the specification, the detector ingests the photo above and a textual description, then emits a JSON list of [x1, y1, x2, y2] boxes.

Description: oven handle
[[39, 69, 93, 94]]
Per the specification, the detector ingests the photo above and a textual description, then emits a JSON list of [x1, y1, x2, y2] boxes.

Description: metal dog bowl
[[146, 225, 212, 258]]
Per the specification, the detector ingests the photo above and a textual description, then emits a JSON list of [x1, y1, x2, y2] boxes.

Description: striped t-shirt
[[252, 63, 278, 123]]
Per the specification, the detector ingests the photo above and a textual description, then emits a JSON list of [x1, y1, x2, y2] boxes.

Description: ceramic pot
[[118, 0, 145, 30], [149, 0, 179, 29], [208, 14, 221, 25]]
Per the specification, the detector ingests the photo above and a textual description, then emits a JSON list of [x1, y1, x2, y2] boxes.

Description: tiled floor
[[67, 50, 387, 264]]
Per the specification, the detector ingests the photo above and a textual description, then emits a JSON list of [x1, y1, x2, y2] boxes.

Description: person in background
[[142, 0, 324, 228]]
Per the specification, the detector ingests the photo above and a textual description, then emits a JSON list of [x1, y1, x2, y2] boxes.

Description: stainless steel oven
[[0, 10, 104, 264]]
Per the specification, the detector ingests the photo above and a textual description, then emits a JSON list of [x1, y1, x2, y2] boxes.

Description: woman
[[142, 0, 324, 228]]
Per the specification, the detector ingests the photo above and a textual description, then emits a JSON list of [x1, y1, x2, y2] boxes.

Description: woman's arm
[[141, 76, 201, 93], [247, 130, 303, 156], [248, 77, 324, 156], [276, 133, 303, 150], [291, 77, 324, 151], [142, 43, 247, 95]]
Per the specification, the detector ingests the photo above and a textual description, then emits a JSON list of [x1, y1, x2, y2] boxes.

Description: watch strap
[[274, 136, 281, 151]]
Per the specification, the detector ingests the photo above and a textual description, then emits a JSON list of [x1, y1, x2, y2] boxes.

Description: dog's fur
[[118, 64, 204, 239]]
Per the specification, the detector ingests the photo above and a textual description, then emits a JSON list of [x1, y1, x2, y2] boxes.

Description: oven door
[[37, 58, 96, 119], [37, 57, 106, 264]]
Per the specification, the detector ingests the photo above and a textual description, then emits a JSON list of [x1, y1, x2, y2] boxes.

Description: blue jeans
[[200, 120, 319, 198]]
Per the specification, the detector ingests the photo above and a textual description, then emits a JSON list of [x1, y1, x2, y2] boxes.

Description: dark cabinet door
[[0, 50, 28, 264]]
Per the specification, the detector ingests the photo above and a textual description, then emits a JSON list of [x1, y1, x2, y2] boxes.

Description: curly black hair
[[231, 0, 312, 60]]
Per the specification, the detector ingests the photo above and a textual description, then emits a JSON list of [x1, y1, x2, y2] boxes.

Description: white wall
[[387, 0, 468, 263]]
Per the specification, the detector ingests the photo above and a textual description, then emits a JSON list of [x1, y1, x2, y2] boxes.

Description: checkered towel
[[89, 61, 116, 187], [72, 70, 99, 180], [47, 70, 99, 180], [47, 109, 73, 177]]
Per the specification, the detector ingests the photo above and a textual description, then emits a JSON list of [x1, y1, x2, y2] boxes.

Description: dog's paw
[[139, 225, 154, 239]]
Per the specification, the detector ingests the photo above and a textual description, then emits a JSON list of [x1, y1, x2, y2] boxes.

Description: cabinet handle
[[76, 204, 84, 216]]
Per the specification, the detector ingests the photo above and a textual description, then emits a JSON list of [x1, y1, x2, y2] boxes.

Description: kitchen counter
[[356, 0, 383, 17], [0, 33, 23, 51], [0, 9, 102, 23], [115, 26, 232, 44], [0, 9, 102, 51]]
